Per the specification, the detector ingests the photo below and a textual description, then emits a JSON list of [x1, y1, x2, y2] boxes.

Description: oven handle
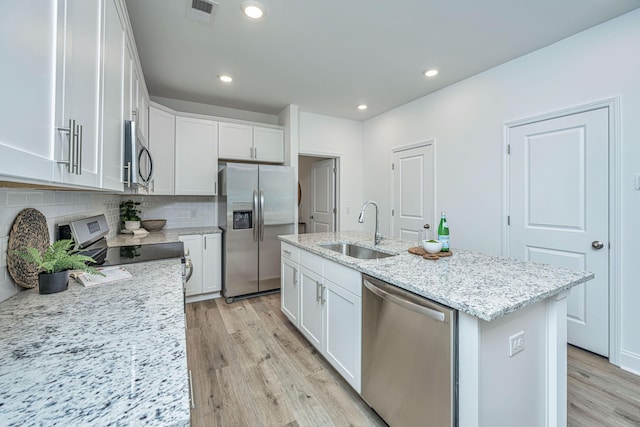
[[363, 279, 445, 322], [184, 258, 194, 283]]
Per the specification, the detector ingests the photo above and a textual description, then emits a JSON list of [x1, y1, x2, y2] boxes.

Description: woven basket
[[7, 208, 50, 289]]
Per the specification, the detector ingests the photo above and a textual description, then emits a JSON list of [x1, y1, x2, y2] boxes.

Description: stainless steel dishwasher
[[362, 274, 457, 427]]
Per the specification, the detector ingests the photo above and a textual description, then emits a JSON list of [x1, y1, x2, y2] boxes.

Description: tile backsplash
[[0, 190, 219, 303], [123, 195, 217, 230], [0, 189, 121, 302]]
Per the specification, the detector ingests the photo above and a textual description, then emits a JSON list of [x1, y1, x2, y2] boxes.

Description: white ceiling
[[125, 0, 640, 121]]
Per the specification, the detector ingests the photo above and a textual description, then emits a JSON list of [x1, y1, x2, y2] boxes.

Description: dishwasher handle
[[363, 279, 446, 322]]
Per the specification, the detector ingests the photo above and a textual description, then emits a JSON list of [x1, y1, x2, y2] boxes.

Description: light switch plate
[[635, 174, 640, 190]]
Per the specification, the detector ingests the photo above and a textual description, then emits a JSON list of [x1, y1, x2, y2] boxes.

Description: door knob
[[591, 241, 604, 250], [423, 224, 430, 229]]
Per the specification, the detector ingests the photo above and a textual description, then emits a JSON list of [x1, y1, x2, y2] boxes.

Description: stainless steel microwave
[[123, 120, 153, 188]]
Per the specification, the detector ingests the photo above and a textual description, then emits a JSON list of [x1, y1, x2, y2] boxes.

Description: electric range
[[59, 215, 184, 266]]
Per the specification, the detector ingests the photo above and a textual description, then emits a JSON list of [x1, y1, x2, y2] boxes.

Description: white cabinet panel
[[281, 257, 300, 325], [202, 234, 222, 294], [100, 0, 126, 191], [148, 106, 175, 195], [324, 278, 361, 392], [0, 1, 57, 182], [299, 266, 324, 351], [253, 127, 284, 163], [218, 122, 253, 161], [218, 123, 284, 163], [55, 0, 102, 187], [175, 116, 218, 196]]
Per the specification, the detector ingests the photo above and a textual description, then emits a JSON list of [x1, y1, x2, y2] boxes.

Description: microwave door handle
[[137, 145, 153, 185], [253, 190, 259, 242]]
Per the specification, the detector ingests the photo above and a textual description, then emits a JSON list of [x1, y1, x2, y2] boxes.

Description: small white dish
[[422, 240, 443, 254]]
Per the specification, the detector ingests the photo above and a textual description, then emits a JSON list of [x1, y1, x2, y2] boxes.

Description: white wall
[[362, 10, 640, 372], [299, 112, 364, 231]]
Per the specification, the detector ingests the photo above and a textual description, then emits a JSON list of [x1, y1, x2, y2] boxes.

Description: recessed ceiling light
[[424, 69, 439, 77], [357, 104, 368, 110], [218, 74, 233, 83], [242, 1, 264, 19]]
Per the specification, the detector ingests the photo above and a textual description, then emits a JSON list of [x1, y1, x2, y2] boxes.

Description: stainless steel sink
[[319, 243, 395, 259]]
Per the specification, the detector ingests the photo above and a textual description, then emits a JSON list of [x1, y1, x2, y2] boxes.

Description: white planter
[[124, 220, 141, 231]]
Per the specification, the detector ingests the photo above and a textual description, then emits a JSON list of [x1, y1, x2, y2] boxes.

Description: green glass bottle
[[438, 211, 449, 252]]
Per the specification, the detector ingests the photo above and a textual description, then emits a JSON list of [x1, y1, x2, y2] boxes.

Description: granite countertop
[[0, 259, 190, 426], [108, 226, 221, 247], [279, 231, 594, 321]]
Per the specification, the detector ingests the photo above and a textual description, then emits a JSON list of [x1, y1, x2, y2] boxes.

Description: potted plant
[[12, 240, 104, 294], [120, 199, 142, 231]]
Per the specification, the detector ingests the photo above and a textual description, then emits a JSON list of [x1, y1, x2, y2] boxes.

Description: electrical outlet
[[509, 331, 525, 357]]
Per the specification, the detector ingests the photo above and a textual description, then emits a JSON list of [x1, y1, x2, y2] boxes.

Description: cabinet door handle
[[56, 119, 73, 172], [77, 124, 83, 175], [293, 268, 297, 285], [321, 285, 326, 304], [204, 236, 207, 250], [254, 146, 258, 159], [316, 281, 321, 302], [283, 249, 291, 256], [124, 161, 132, 188]]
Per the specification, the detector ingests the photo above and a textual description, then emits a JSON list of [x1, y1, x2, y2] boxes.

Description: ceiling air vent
[[187, 0, 218, 24]]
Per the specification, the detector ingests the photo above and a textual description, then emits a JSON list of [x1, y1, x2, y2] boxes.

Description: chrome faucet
[[358, 201, 382, 246]]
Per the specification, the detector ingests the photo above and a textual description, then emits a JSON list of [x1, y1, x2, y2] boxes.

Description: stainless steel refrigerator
[[219, 163, 295, 302]]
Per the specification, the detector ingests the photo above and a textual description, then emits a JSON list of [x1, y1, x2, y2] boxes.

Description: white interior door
[[508, 107, 609, 356], [392, 143, 435, 242], [310, 158, 336, 232]]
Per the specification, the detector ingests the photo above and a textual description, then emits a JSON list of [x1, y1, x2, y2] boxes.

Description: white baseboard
[[186, 291, 221, 304], [619, 349, 640, 377]]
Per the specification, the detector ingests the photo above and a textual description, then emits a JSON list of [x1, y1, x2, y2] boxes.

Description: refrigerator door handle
[[253, 189, 259, 242], [259, 189, 265, 242]]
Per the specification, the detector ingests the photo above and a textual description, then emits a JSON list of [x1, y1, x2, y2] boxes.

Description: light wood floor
[[186, 294, 640, 427]]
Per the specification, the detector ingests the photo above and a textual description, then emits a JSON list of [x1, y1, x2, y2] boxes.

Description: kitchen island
[[0, 259, 190, 426], [280, 231, 595, 427]]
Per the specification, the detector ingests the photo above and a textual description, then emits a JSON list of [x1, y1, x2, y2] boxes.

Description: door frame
[[389, 139, 437, 238], [502, 98, 621, 365], [298, 151, 341, 231]]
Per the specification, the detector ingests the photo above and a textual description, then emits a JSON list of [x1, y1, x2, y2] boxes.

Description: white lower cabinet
[[181, 233, 221, 302], [299, 266, 324, 350], [281, 244, 300, 325], [281, 243, 362, 392]]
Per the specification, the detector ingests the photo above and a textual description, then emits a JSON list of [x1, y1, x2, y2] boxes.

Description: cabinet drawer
[[299, 249, 323, 276], [281, 243, 299, 263], [323, 259, 361, 297]]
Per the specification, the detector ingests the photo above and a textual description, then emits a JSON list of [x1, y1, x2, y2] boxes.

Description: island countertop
[[279, 231, 594, 321], [0, 259, 190, 426]]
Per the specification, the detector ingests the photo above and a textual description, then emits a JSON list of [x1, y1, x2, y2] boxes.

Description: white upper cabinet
[[253, 127, 284, 163], [100, 0, 126, 192], [0, 1, 57, 182], [218, 122, 253, 161], [148, 105, 175, 195], [175, 116, 218, 196], [0, 0, 147, 191], [218, 122, 284, 163], [55, 0, 103, 188]]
